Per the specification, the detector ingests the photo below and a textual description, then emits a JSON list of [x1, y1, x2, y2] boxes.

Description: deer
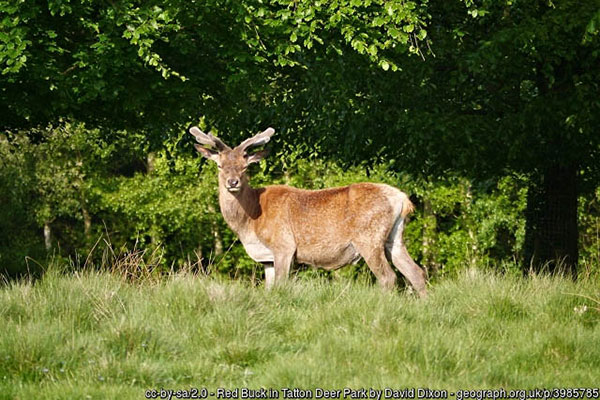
[[190, 126, 427, 297]]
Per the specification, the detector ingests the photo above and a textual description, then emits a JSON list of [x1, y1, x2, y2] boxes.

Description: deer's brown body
[[191, 126, 427, 296]]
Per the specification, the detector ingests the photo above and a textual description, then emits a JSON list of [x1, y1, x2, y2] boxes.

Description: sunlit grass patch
[[0, 267, 598, 399]]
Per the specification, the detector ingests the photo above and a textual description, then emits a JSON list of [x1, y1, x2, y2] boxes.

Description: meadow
[[1, 265, 599, 400], [2, 2, 600, 399]]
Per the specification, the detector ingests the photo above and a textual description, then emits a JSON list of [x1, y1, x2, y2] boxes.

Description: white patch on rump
[[378, 183, 410, 256], [377, 184, 409, 220], [385, 217, 404, 257]]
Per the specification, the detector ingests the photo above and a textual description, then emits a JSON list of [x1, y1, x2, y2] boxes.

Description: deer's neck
[[218, 181, 261, 232]]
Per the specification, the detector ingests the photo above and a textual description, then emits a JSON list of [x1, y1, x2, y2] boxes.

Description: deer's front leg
[[263, 262, 275, 289]]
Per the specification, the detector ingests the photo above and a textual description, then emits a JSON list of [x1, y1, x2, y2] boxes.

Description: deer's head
[[190, 127, 275, 193]]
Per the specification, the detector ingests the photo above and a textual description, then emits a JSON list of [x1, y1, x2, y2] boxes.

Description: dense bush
[[2, 123, 598, 280]]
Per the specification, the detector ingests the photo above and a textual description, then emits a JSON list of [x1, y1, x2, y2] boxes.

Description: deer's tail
[[401, 197, 415, 219]]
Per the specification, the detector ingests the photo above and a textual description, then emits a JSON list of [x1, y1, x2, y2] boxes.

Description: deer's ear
[[194, 144, 220, 162], [246, 149, 269, 164]]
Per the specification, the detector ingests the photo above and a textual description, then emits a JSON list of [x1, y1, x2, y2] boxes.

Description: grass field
[[1, 267, 599, 400]]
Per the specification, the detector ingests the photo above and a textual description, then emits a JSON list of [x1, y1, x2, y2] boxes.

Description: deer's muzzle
[[226, 178, 240, 192]]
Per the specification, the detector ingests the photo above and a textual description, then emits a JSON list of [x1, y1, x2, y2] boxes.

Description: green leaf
[[372, 16, 386, 27]]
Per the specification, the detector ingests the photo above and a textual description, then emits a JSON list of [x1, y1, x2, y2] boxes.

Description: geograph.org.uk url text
[[453, 388, 600, 400], [144, 387, 600, 400]]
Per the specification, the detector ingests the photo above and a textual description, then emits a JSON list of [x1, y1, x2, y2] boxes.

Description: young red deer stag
[[191, 126, 427, 297]]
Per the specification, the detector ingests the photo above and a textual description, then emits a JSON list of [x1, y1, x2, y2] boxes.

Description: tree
[[295, 0, 600, 275], [2, 0, 598, 277], [418, 0, 600, 275], [1, 0, 429, 132]]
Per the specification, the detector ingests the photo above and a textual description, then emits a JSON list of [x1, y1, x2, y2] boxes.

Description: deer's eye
[[217, 165, 222, 169]]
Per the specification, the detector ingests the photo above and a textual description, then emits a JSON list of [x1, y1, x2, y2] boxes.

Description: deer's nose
[[227, 178, 239, 188]]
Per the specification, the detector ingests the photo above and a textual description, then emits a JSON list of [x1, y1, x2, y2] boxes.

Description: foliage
[[407, 175, 528, 277], [3, 120, 600, 279], [579, 187, 600, 276], [0, 133, 43, 274], [1, 0, 600, 276], [1, 267, 599, 398], [0, 0, 430, 133]]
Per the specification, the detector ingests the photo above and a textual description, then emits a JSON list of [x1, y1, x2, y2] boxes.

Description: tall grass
[[0, 265, 599, 400]]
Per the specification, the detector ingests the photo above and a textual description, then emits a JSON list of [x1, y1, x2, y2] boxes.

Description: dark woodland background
[[1, 0, 599, 279]]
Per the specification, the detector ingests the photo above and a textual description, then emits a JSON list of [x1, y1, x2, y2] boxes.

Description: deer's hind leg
[[386, 217, 427, 297], [353, 239, 397, 290]]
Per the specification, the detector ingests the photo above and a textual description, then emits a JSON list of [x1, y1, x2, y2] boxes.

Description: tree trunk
[[79, 181, 92, 241], [74, 153, 92, 241], [147, 152, 156, 174], [524, 164, 578, 276], [213, 229, 223, 257], [82, 204, 92, 240], [207, 203, 223, 256], [43, 222, 52, 251], [421, 199, 439, 274], [465, 184, 478, 270], [146, 152, 158, 245]]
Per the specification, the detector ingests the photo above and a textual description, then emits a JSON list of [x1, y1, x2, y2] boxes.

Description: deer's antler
[[237, 128, 275, 152], [189, 127, 231, 151]]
